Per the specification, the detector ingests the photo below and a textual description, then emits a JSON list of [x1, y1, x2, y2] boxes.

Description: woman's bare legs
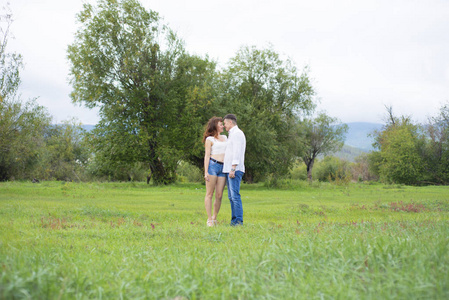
[[205, 175, 218, 222], [212, 177, 226, 222]]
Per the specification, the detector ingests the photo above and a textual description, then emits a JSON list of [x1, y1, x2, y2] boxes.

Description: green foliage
[[0, 10, 53, 181], [367, 150, 382, 179], [172, 54, 219, 170], [67, 6, 317, 184], [290, 154, 378, 184], [314, 156, 352, 183], [422, 103, 449, 184], [299, 112, 348, 181], [1, 181, 448, 299], [1, 9, 91, 182], [0, 99, 51, 181], [34, 120, 92, 181], [289, 161, 308, 181], [372, 111, 426, 185], [86, 159, 149, 182], [366, 104, 449, 186], [0, 103, 93, 182], [68, 0, 217, 184], [351, 153, 379, 182], [216, 45, 315, 182], [380, 124, 424, 184], [176, 160, 203, 183]]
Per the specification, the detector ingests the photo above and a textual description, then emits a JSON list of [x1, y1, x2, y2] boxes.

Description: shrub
[[176, 161, 203, 183], [314, 156, 351, 183], [351, 153, 379, 182], [289, 162, 308, 181]]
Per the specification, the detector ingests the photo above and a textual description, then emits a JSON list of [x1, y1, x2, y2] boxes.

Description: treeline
[[289, 105, 449, 186], [367, 106, 449, 185], [1, 0, 448, 185]]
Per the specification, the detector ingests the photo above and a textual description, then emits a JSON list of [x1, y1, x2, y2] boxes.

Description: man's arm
[[231, 132, 244, 166]]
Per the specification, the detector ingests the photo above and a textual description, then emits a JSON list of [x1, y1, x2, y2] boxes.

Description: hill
[[330, 144, 367, 162], [344, 122, 383, 151], [325, 122, 383, 161]]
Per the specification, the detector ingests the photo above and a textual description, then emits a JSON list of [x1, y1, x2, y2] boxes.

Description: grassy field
[[1, 181, 448, 299]]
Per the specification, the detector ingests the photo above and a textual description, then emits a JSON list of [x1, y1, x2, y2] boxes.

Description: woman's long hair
[[202, 117, 223, 143]]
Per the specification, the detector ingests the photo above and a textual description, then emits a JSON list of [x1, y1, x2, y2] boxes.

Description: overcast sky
[[6, 0, 449, 125]]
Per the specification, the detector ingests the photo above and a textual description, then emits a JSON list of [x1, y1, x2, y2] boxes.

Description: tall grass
[[1, 181, 448, 299]]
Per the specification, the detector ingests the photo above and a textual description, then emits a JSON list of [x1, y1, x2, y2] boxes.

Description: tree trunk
[[244, 171, 254, 184], [306, 159, 314, 182], [146, 172, 152, 184], [149, 157, 176, 185], [146, 137, 176, 185], [190, 156, 203, 170]]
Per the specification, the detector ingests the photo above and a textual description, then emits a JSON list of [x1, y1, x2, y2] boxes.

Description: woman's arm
[[204, 138, 212, 181]]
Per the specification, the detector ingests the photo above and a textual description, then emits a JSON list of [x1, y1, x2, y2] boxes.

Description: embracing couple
[[203, 114, 246, 227]]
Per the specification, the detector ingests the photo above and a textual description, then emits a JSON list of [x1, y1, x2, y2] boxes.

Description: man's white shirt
[[223, 125, 246, 173]]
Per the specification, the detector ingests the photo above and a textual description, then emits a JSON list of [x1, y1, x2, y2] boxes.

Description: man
[[223, 114, 246, 226]]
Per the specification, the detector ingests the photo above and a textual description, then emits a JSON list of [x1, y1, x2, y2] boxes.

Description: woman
[[203, 116, 227, 227]]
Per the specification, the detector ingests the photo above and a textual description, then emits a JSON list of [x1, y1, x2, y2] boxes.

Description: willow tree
[[68, 0, 216, 184]]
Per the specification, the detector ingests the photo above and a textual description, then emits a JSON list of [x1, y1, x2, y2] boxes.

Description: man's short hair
[[224, 114, 237, 124]]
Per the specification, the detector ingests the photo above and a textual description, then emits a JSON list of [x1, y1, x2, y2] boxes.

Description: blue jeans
[[226, 171, 244, 225], [207, 159, 225, 177]]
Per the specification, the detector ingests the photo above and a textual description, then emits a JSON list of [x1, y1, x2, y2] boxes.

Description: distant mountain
[[82, 125, 95, 132], [332, 144, 368, 162], [323, 122, 383, 161], [344, 122, 383, 151]]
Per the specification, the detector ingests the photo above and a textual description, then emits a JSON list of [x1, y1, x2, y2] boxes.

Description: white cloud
[[6, 0, 449, 125]]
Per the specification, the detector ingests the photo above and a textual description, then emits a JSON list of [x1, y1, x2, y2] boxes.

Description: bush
[[351, 153, 379, 182], [314, 156, 351, 183], [289, 162, 308, 181], [85, 160, 149, 182], [176, 161, 203, 183]]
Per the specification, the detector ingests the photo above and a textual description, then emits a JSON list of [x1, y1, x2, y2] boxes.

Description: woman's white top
[[206, 135, 228, 155]]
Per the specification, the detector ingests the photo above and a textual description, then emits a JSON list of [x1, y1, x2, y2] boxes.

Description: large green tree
[[378, 122, 425, 185], [299, 113, 348, 182], [68, 0, 216, 184], [216, 45, 315, 182], [371, 108, 425, 185]]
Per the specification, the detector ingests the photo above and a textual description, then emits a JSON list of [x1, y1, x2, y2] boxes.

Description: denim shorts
[[208, 159, 225, 177]]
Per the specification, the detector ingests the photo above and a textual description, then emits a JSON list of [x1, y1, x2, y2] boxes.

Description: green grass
[[1, 181, 448, 299]]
